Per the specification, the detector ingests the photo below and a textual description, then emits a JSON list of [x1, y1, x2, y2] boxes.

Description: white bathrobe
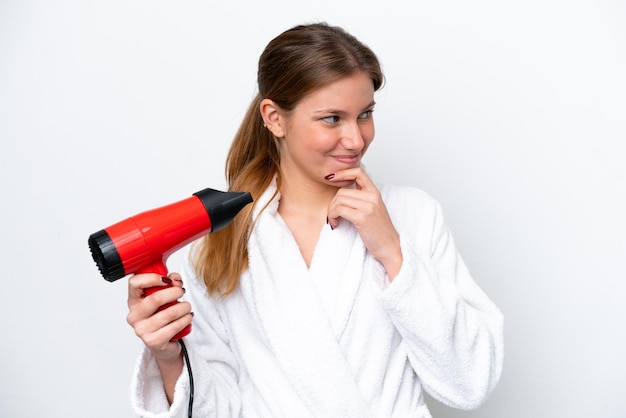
[[130, 181, 504, 418]]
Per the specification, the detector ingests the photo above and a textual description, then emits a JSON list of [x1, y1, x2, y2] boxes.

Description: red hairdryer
[[88, 188, 252, 340]]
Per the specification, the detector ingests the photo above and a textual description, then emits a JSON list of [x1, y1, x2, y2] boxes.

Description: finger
[[127, 285, 186, 324], [328, 167, 376, 191], [328, 201, 373, 229], [333, 187, 378, 206], [128, 273, 171, 296], [147, 300, 192, 331], [146, 315, 193, 350], [136, 310, 194, 351], [328, 186, 379, 226], [128, 274, 166, 307], [128, 297, 191, 332], [128, 272, 185, 307], [168, 272, 184, 288], [136, 303, 192, 336]]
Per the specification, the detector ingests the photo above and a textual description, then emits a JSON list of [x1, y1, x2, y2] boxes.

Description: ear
[[260, 98, 285, 138]]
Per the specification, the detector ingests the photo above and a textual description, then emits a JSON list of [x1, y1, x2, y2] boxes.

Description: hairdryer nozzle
[[193, 189, 254, 233], [88, 229, 125, 282]]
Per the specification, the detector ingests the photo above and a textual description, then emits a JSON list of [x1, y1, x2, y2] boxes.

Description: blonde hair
[[194, 22, 384, 296]]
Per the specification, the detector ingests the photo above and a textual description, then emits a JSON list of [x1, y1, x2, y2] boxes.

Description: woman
[[126, 22, 504, 418]]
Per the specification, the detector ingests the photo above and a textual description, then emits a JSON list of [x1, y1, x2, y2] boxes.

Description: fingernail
[[191, 312, 195, 317], [324, 173, 335, 180], [173, 277, 183, 282], [326, 217, 329, 225], [161, 277, 172, 284], [330, 222, 335, 231], [182, 287, 186, 293]]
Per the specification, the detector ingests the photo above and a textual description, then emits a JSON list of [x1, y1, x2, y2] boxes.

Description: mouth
[[333, 154, 361, 165]]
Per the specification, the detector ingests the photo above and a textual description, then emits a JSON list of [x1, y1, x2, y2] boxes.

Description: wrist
[[379, 236, 402, 281], [155, 346, 183, 366], [382, 254, 402, 281], [155, 349, 184, 405]]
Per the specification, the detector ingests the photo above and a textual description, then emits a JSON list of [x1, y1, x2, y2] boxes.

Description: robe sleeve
[[377, 191, 504, 410], [130, 246, 242, 418]]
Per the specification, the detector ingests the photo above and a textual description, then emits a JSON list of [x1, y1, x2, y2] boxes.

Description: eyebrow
[[312, 101, 376, 115]]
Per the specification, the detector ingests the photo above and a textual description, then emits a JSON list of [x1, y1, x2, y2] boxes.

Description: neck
[[277, 171, 337, 218]]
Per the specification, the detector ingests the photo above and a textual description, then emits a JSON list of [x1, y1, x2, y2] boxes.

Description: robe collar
[[244, 179, 373, 417]]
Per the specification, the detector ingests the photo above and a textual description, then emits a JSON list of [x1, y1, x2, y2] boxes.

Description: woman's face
[[277, 72, 376, 188]]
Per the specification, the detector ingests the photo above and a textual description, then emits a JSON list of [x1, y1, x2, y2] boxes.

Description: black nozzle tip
[[194, 188, 254, 233], [88, 229, 125, 282]]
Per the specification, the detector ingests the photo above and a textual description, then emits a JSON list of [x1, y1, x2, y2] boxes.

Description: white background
[[1, 1, 625, 417]]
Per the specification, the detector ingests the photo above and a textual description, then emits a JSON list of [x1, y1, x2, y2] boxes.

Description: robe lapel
[[308, 221, 366, 341], [245, 185, 372, 417]]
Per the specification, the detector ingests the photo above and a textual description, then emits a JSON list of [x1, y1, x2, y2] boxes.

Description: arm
[[378, 193, 504, 409], [126, 273, 189, 405], [326, 172, 502, 408], [326, 167, 403, 279], [129, 245, 242, 418]]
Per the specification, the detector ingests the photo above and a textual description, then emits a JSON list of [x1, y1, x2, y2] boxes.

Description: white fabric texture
[[130, 181, 504, 418]]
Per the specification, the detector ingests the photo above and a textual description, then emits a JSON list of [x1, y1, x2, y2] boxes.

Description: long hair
[[194, 22, 384, 296]]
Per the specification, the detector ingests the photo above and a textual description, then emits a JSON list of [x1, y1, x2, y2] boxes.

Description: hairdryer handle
[[139, 263, 191, 341]]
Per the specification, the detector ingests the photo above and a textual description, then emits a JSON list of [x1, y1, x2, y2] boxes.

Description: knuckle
[[142, 333, 158, 348], [176, 302, 189, 317], [161, 303, 181, 323], [126, 306, 145, 326], [149, 289, 170, 307], [132, 322, 148, 339]]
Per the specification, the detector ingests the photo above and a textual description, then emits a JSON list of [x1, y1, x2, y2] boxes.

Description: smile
[[333, 154, 361, 164]]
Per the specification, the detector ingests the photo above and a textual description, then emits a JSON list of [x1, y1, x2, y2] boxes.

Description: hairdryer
[[88, 188, 253, 340]]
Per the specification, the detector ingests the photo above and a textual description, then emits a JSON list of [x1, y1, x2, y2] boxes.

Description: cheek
[[309, 130, 338, 154], [362, 125, 375, 153]]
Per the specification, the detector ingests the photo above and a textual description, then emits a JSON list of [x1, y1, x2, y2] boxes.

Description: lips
[[333, 154, 361, 165]]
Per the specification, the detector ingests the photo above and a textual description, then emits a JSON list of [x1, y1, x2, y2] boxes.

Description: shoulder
[[378, 184, 447, 251], [376, 183, 446, 232], [377, 183, 441, 213]]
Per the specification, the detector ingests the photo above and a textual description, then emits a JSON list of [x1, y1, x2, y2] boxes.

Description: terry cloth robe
[[130, 180, 504, 418]]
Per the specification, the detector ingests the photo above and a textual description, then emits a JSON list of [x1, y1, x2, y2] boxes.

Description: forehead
[[295, 72, 375, 112]]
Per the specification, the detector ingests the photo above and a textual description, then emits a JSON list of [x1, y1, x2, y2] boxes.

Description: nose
[[341, 121, 366, 151]]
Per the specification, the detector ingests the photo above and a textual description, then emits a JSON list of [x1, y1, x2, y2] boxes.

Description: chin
[[331, 179, 357, 189]]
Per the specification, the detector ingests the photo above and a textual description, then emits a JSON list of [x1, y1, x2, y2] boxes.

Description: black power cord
[[179, 339, 195, 418]]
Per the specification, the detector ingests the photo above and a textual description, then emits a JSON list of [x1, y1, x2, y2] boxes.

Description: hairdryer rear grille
[[88, 229, 125, 282]]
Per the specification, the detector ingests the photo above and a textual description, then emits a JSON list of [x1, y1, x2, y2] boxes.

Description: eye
[[358, 109, 374, 120], [322, 115, 340, 124]]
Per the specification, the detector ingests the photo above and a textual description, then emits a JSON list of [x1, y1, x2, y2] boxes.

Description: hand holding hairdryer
[[88, 188, 253, 340]]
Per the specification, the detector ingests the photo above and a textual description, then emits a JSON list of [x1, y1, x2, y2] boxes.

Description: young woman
[[126, 22, 504, 418]]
